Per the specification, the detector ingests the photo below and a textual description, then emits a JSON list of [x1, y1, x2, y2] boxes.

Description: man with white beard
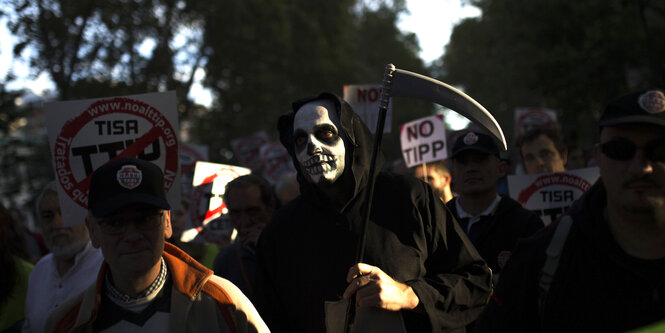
[[23, 181, 103, 333]]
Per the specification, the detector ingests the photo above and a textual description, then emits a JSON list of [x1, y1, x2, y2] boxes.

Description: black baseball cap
[[88, 157, 170, 217], [450, 131, 501, 159], [600, 89, 665, 128]]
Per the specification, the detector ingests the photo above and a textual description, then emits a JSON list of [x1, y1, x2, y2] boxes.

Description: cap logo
[[116, 165, 142, 189], [463, 132, 479, 145], [638, 90, 665, 114]]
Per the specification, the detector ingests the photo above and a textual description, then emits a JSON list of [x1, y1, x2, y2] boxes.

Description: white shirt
[[455, 195, 502, 234], [23, 242, 103, 333]]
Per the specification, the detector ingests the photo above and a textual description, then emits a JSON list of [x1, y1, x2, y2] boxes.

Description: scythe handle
[[356, 63, 395, 263], [343, 64, 395, 333]]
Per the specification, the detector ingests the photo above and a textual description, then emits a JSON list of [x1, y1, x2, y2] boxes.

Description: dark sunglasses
[[600, 137, 665, 162]]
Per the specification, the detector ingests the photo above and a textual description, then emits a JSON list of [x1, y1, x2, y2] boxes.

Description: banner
[[514, 107, 558, 138], [259, 141, 295, 185], [399, 115, 448, 167], [230, 131, 269, 171], [181, 161, 251, 244], [179, 143, 208, 198], [343, 84, 393, 133], [45, 91, 180, 226], [508, 167, 600, 225]]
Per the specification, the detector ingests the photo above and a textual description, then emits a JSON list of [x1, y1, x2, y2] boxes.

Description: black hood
[[278, 92, 384, 206]]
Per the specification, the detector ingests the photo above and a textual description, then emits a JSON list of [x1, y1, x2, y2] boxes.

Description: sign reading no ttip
[[507, 167, 600, 226], [45, 91, 180, 226], [399, 115, 448, 168], [343, 84, 392, 134]]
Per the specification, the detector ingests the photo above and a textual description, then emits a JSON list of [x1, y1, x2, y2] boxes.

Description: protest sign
[[259, 141, 295, 185], [45, 91, 180, 226], [179, 143, 208, 198], [514, 107, 558, 138], [399, 115, 448, 167], [181, 161, 251, 244], [343, 84, 393, 133], [508, 167, 600, 225], [230, 131, 269, 171]]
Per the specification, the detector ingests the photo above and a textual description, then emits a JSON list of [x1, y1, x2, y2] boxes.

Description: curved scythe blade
[[390, 67, 507, 150]]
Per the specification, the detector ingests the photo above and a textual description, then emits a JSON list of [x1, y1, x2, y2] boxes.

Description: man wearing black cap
[[476, 89, 665, 332], [446, 131, 543, 286], [45, 158, 268, 333]]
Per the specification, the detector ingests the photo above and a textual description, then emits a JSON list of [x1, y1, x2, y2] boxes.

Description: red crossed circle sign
[[53, 97, 179, 209]]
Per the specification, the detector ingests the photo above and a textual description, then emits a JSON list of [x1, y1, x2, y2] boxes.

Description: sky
[[0, 1, 481, 128], [398, 0, 481, 64]]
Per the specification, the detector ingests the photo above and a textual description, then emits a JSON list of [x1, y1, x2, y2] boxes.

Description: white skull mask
[[293, 100, 346, 185]]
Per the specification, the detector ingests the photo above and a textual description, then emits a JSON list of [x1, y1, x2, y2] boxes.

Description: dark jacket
[[446, 196, 543, 275], [475, 180, 665, 332], [255, 92, 492, 332], [213, 242, 256, 298]]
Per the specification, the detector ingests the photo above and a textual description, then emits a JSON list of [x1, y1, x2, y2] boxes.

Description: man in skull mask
[[254, 92, 492, 332]]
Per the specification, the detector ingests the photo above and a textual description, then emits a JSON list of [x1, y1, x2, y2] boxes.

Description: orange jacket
[[45, 242, 269, 333]]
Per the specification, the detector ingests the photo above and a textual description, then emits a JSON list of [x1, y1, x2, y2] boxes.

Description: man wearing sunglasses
[[476, 89, 665, 332], [44, 157, 268, 332]]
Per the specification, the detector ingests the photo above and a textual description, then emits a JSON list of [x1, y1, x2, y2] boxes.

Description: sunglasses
[[600, 137, 665, 162]]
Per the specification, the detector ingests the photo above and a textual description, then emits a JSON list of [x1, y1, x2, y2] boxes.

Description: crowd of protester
[[1, 88, 664, 332]]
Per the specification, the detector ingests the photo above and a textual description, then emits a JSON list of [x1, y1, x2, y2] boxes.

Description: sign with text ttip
[[45, 91, 180, 227], [399, 115, 448, 168], [343, 84, 393, 134], [508, 167, 600, 226]]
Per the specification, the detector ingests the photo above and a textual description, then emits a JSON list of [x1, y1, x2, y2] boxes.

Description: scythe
[[334, 64, 506, 333]]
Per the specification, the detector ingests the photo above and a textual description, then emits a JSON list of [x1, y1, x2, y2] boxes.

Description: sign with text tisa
[[45, 91, 180, 227], [399, 115, 448, 168], [508, 167, 600, 225]]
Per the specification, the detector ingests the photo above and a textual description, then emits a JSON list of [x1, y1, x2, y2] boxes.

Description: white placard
[[514, 107, 558, 138], [183, 161, 251, 244], [343, 84, 392, 133], [45, 91, 180, 226], [399, 115, 448, 167], [507, 167, 600, 225]]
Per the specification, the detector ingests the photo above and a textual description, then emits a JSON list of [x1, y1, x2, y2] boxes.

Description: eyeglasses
[[97, 211, 164, 235], [600, 138, 665, 162]]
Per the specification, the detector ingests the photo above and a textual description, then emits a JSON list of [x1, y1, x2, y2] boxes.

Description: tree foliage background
[[1, 0, 665, 209], [1, 0, 430, 166], [434, 0, 665, 150]]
